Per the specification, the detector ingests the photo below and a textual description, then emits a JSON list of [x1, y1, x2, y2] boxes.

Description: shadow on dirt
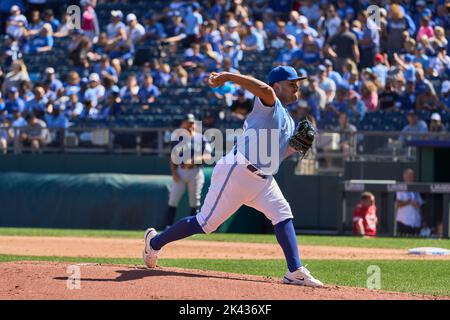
[[54, 267, 273, 284]]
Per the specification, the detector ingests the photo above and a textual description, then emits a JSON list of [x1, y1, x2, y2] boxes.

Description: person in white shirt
[[84, 73, 105, 107], [395, 168, 424, 236], [106, 10, 127, 51], [6, 5, 28, 41], [125, 13, 145, 51]]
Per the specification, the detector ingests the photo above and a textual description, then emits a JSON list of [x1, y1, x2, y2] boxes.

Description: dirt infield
[[0, 261, 445, 300], [1, 236, 450, 260]]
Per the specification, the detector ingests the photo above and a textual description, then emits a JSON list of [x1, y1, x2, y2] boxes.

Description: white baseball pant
[[196, 150, 294, 234]]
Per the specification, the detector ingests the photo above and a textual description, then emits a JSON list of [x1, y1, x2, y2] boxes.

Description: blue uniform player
[[143, 66, 324, 287]]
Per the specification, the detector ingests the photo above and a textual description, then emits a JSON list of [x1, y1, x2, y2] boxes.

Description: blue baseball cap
[[8, 86, 18, 93], [297, 68, 308, 78], [268, 66, 307, 85]]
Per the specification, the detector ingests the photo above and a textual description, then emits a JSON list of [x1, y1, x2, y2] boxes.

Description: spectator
[[119, 74, 139, 103], [106, 10, 127, 55], [163, 11, 187, 46], [322, 4, 341, 39], [5, 86, 26, 114], [65, 90, 84, 119], [25, 85, 47, 117], [138, 74, 160, 104], [317, 65, 336, 104], [347, 89, 366, 121], [0, 115, 9, 154], [45, 103, 69, 146], [286, 10, 300, 38], [429, 113, 447, 133], [395, 168, 424, 237], [19, 80, 34, 102], [360, 80, 378, 112], [44, 67, 63, 92], [184, 3, 203, 43], [324, 59, 343, 86], [154, 63, 172, 86], [274, 35, 298, 66], [203, 20, 221, 53], [352, 192, 378, 237], [372, 53, 388, 87], [296, 15, 319, 44], [2, 59, 29, 94], [439, 80, 450, 110], [92, 55, 118, 83], [416, 15, 434, 43], [84, 73, 105, 107], [325, 20, 359, 73], [79, 96, 99, 119], [42, 9, 60, 33], [306, 76, 326, 121], [230, 89, 252, 119], [240, 21, 264, 52], [300, 0, 321, 26], [416, 83, 439, 112], [68, 29, 91, 69], [80, 0, 100, 42], [335, 112, 356, 159], [385, 4, 416, 57], [6, 5, 27, 41], [270, 20, 287, 49], [400, 110, 428, 144], [64, 71, 81, 97], [294, 31, 321, 70], [261, 9, 277, 40], [222, 40, 242, 68], [378, 81, 400, 112], [26, 9, 44, 36], [10, 106, 27, 128], [190, 64, 208, 85], [358, 10, 380, 69], [142, 13, 166, 42], [209, 80, 236, 107], [125, 13, 145, 52], [184, 43, 206, 66], [429, 45, 450, 77], [27, 23, 54, 54], [0, 34, 21, 67], [399, 80, 417, 112], [171, 64, 189, 86], [100, 85, 122, 118], [20, 112, 48, 153]]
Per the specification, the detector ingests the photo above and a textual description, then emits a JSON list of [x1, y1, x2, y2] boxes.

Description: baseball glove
[[289, 119, 317, 155]]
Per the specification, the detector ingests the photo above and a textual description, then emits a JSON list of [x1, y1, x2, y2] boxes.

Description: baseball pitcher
[[143, 66, 323, 287]]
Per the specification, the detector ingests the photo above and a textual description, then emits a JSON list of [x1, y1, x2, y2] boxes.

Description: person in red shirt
[[352, 192, 378, 236]]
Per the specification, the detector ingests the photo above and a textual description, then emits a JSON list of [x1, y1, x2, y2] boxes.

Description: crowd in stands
[[0, 0, 450, 152]]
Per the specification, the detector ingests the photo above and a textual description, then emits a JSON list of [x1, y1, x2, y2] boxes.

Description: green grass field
[[1, 227, 449, 297], [1, 227, 449, 249]]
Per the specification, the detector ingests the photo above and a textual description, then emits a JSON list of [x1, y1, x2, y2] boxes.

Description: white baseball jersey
[[196, 97, 295, 233]]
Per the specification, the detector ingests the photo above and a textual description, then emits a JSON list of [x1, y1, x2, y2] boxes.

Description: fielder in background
[[352, 191, 378, 237], [143, 66, 324, 287], [165, 113, 212, 229]]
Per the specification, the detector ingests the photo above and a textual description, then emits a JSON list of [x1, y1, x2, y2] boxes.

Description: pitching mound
[[0, 261, 445, 300]]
